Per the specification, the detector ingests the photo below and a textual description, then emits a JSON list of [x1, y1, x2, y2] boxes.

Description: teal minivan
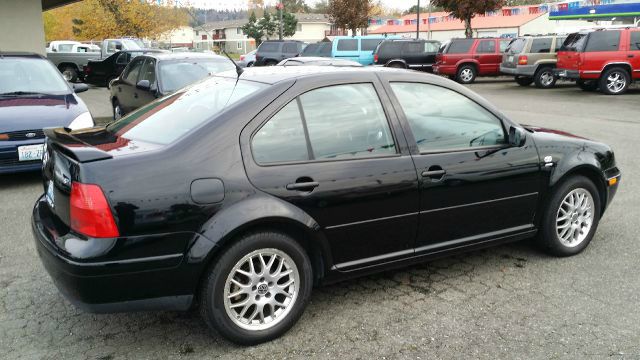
[[331, 35, 401, 65]]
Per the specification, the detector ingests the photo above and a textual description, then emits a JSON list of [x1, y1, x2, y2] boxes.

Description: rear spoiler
[[43, 127, 113, 163]]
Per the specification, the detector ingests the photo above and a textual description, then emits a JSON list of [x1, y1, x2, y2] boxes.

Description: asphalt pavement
[[0, 79, 638, 359]]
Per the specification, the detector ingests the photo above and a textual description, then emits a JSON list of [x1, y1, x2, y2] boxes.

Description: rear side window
[[379, 41, 403, 56], [362, 39, 382, 51], [403, 42, 423, 54], [337, 39, 358, 51], [554, 37, 567, 52], [476, 40, 496, 53], [259, 42, 279, 52], [530, 38, 552, 53], [447, 39, 474, 54], [252, 101, 308, 164], [584, 31, 620, 52], [282, 42, 298, 53], [630, 32, 640, 51]]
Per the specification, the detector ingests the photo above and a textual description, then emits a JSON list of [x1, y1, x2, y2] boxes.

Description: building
[[195, 13, 332, 54], [368, 6, 593, 41], [157, 26, 196, 49]]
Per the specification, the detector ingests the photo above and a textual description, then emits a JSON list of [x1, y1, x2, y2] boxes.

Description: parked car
[[101, 38, 146, 58], [0, 52, 92, 174], [277, 56, 362, 67], [555, 28, 640, 95], [373, 39, 441, 71], [33, 66, 620, 345], [331, 35, 401, 65], [83, 49, 167, 88], [434, 38, 512, 84], [500, 35, 567, 89], [255, 40, 306, 66], [46, 40, 81, 53], [238, 50, 257, 67], [47, 44, 102, 82], [300, 42, 332, 57], [109, 53, 235, 119]]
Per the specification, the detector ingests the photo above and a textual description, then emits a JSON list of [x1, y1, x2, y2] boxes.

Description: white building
[[157, 26, 196, 48]]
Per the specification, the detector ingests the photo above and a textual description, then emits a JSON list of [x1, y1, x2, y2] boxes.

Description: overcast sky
[[187, 0, 420, 11]]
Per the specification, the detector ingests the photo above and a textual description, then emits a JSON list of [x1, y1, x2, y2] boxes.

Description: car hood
[[522, 125, 588, 140], [0, 94, 88, 133]]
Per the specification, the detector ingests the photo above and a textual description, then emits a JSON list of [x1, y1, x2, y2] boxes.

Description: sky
[[186, 0, 419, 11]]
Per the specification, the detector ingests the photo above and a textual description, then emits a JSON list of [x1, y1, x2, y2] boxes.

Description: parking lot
[[1, 79, 638, 359]]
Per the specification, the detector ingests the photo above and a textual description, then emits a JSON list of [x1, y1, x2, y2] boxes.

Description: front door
[[386, 80, 541, 251], [243, 75, 419, 269], [116, 57, 144, 113], [133, 58, 158, 110]]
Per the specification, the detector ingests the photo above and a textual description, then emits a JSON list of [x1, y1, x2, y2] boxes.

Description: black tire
[[112, 99, 123, 120], [534, 67, 557, 89], [247, 61, 254, 67], [61, 66, 78, 82], [577, 79, 598, 91], [599, 67, 630, 95], [387, 62, 407, 69], [199, 231, 313, 345], [515, 76, 534, 87], [265, 60, 278, 66], [538, 176, 601, 257], [456, 64, 476, 84]]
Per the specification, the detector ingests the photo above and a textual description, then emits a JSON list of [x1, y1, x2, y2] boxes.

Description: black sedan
[[32, 67, 621, 345], [109, 53, 235, 119], [83, 49, 166, 87]]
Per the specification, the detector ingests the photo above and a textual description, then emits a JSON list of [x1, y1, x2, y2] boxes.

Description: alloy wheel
[[113, 104, 122, 120], [606, 72, 626, 94], [539, 71, 554, 87], [62, 70, 73, 81], [223, 248, 300, 331], [460, 68, 474, 82], [555, 188, 594, 247]]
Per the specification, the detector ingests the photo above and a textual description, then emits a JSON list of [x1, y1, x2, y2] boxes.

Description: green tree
[[242, 11, 265, 46], [311, 0, 329, 13], [431, 0, 504, 38], [283, 0, 310, 13], [328, 0, 372, 36], [259, 12, 278, 40], [281, 12, 298, 37]]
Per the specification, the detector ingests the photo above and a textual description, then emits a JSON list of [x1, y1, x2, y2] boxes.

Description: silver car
[[238, 50, 256, 68]]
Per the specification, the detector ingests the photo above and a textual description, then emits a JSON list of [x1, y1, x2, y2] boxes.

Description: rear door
[[629, 30, 640, 80], [243, 73, 420, 270], [582, 30, 623, 75], [282, 42, 299, 60], [475, 39, 500, 74], [334, 38, 360, 62], [401, 41, 423, 66]]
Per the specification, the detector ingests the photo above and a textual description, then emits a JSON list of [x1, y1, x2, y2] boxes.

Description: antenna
[[221, 48, 244, 78]]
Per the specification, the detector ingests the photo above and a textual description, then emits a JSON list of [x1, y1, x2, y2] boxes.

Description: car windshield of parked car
[[159, 59, 236, 93], [105, 77, 266, 145], [0, 58, 70, 96], [122, 39, 143, 50]]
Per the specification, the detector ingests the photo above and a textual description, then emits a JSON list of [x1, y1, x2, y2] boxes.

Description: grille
[[6, 129, 45, 141]]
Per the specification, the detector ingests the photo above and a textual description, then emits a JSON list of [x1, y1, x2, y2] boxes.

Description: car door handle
[[628, 54, 635, 58], [421, 169, 446, 178], [286, 181, 319, 191]]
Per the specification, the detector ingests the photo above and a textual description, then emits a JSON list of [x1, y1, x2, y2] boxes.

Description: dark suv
[[555, 28, 640, 95], [434, 38, 512, 83], [255, 40, 306, 66], [373, 39, 441, 71]]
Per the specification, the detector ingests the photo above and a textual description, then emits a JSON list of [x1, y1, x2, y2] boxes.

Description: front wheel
[[539, 176, 601, 257], [599, 67, 630, 95], [456, 65, 476, 84], [199, 231, 313, 345]]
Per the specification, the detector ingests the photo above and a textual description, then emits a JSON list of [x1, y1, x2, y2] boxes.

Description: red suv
[[555, 28, 640, 95], [434, 38, 511, 84]]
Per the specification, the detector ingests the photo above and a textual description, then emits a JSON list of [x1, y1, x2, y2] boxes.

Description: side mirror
[[136, 79, 151, 91], [72, 83, 89, 94], [508, 126, 526, 147]]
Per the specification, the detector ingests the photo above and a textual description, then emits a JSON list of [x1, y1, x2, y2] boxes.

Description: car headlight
[[68, 112, 94, 130]]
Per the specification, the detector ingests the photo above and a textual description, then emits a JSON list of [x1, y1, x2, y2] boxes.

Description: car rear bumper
[[31, 196, 200, 313], [553, 69, 580, 80], [432, 64, 456, 75], [500, 64, 537, 77]]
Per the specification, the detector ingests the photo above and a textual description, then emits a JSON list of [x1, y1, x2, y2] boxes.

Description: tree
[[328, 0, 372, 36], [282, 0, 310, 13], [431, 0, 504, 38], [281, 12, 298, 37], [258, 12, 278, 40], [242, 11, 264, 46], [311, 0, 329, 13]]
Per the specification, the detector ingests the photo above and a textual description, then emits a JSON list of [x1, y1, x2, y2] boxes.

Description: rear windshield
[[561, 33, 588, 52], [444, 39, 474, 54], [105, 77, 266, 145], [505, 38, 526, 54], [259, 42, 279, 52], [159, 58, 235, 93]]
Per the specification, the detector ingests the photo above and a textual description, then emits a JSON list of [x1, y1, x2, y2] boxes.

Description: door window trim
[[250, 82, 402, 167]]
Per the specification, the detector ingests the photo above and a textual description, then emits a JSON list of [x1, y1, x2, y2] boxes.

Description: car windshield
[[561, 33, 587, 52], [105, 77, 266, 145], [0, 58, 70, 95], [505, 38, 526, 54], [159, 58, 236, 93], [122, 39, 144, 49]]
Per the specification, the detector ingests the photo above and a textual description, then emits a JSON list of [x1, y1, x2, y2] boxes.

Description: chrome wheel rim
[[540, 71, 554, 86], [556, 188, 594, 247], [62, 70, 73, 81], [223, 248, 300, 331], [606, 72, 626, 93], [460, 68, 473, 82], [113, 105, 122, 120]]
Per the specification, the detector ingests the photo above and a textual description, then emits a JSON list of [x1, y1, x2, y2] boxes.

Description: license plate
[[18, 144, 44, 161], [46, 180, 55, 209], [508, 55, 514, 63]]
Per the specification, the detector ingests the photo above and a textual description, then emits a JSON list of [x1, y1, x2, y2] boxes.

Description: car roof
[[0, 52, 46, 59], [382, 39, 439, 42], [146, 52, 227, 61], [216, 65, 403, 84]]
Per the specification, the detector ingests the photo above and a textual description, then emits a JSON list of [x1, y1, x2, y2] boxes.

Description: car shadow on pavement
[[0, 171, 41, 189]]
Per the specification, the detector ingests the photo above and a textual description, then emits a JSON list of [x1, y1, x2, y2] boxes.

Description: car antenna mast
[[221, 49, 244, 79]]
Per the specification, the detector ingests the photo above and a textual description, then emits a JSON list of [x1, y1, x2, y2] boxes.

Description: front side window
[[337, 39, 358, 51], [630, 31, 640, 51], [123, 59, 143, 83], [390, 82, 505, 152], [251, 83, 396, 164], [476, 40, 496, 53], [584, 31, 620, 52], [139, 58, 156, 85]]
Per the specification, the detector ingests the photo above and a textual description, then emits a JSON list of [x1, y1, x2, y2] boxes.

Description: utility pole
[[428, 0, 432, 40], [416, 0, 420, 39], [277, 1, 284, 40]]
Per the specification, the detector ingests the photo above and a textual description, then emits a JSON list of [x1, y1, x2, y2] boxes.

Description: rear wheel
[[515, 76, 534, 87], [534, 67, 557, 89], [577, 79, 598, 91], [387, 62, 407, 69], [456, 65, 476, 84], [199, 231, 313, 345], [265, 60, 278, 66], [538, 176, 601, 257], [112, 99, 123, 120], [247, 61, 254, 67], [61, 66, 78, 82], [599, 67, 630, 95]]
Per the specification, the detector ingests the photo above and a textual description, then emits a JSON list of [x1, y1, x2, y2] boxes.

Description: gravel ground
[[0, 79, 638, 359]]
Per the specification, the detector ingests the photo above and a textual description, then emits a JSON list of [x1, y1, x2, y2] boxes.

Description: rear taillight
[[84, 65, 91, 74], [240, 55, 245, 61], [518, 55, 528, 65], [374, 54, 378, 63], [70, 182, 119, 238]]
